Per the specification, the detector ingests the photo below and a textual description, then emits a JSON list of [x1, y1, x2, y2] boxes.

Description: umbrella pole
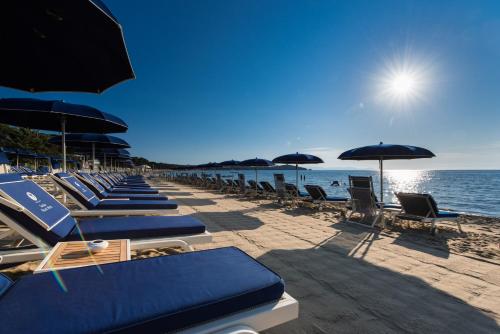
[[92, 143, 96, 172], [16, 154, 19, 167], [104, 153, 107, 171], [61, 118, 67, 172], [379, 159, 383, 202], [255, 168, 258, 191], [296, 163, 298, 191]]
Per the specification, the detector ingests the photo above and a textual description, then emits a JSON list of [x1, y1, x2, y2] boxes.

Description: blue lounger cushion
[[0, 247, 285, 334], [103, 193, 168, 200], [436, 210, 459, 218], [95, 199, 178, 210], [66, 216, 206, 240], [0, 273, 12, 297], [109, 187, 158, 194], [376, 203, 402, 209], [325, 196, 348, 202]]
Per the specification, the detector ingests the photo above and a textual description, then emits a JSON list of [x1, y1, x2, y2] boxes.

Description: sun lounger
[[346, 187, 381, 227], [0, 174, 211, 264], [395, 192, 462, 235], [92, 173, 159, 194], [248, 180, 264, 192], [348, 175, 401, 210], [76, 172, 167, 201], [260, 181, 276, 194], [304, 184, 347, 208], [0, 247, 298, 334], [50, 173, 178, 216], [285, 183, 308, 198]]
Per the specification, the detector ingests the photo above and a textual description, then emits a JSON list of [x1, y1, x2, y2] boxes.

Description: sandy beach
[[2, 180, 499, 333]]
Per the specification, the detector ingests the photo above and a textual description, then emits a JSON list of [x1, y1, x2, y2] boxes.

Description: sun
[[390, 72, 417, 97], [374, 52, 433, 109]]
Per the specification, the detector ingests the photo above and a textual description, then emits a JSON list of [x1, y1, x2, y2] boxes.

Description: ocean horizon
[[195, 169, 500, 217]]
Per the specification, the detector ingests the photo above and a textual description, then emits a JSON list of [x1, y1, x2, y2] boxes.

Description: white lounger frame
[[49, 175, 179, 217], [0, 196, 212, 264], [179, 292, 298, 334]]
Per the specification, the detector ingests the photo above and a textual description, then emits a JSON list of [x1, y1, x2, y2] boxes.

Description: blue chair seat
[[325, 196, 348, 202], [109, 187, 158, 194], [436, 210, 459, 218], [66, 216, 206, 240], [95, 199, 178, 210], [376, 203, 402, 210], [0, 247, 285, 334], [104, 193, 167, 201]]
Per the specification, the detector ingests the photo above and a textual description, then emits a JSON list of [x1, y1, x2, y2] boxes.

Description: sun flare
[[374, 53, 433, 109], [390, 72, 417, 97]]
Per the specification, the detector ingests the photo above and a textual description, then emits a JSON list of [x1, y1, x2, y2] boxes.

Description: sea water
[[210, 169, 500, 217]]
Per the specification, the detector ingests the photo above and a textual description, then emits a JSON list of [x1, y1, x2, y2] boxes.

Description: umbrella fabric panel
[[272, 153, 324, 164], [0, 0, 134, 93], [338, 144, 435, 160], [0, 99, 127, 133], [49, 134, 130, 149]]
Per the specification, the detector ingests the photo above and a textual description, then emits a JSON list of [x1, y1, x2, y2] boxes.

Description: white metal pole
[[61, 118, 67, 172], [92, 143, 96, 172], [379, 159, 383, 202], [295, 162, 299, 191]]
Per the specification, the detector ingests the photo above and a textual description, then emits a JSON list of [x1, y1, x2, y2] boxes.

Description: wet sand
[[2, 181, 499, 333]]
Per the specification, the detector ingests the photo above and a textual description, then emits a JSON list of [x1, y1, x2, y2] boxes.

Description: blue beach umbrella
[[239, 158, 274, 191], [49, 133, 130, 171], [273, 152, 324, 190], [0, 98, 128, 172], [0, 0, 134, 93], [338, 142, 435, 202]]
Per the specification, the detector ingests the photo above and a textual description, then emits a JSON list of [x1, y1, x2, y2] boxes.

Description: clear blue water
[[209, 169, 500, 217]]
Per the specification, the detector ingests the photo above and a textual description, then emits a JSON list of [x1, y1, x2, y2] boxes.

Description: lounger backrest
[[349, 176, 373, 189], [260, 181, 275, 193], [238, 174, 246, 193], [274, 174, 287, 198], [54, 173, 100, 209], [77, 172, 107, 195], [0, 173, 76, 245], [396, 193, 438, 218], [93, 174, 113, 190], [304, 185, 324, 200], [285, 183, 299, 197], [349, 187, 377, 215]]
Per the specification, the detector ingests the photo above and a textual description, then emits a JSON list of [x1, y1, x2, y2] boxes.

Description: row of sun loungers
[[172, 173, 461, 235], [0, 170, 299, 333]]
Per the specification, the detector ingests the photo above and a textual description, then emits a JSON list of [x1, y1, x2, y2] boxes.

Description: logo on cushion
[[26, 192, 38, 201]]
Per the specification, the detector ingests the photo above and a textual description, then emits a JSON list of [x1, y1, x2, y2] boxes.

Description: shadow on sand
[[174, 198, 217, 207], [257, 230, 498, 334], [190, 211, 263, 232]]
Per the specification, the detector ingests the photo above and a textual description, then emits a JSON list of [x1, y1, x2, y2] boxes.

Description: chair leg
[[456, 220, 463, 233], [430, 220, 437, 235]]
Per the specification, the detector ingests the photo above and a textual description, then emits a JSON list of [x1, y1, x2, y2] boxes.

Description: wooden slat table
[[34, 239, 130, 274]]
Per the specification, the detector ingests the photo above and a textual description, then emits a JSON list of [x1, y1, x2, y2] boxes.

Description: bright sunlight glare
[[374, 52, 434, 110]]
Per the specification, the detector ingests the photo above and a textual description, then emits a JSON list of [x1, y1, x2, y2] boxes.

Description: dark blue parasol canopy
[[239, 158, 273, 191], [272, 153, 324, 164], [272, 152, 323, 189], [49, 133, 130, 149], [338, 142, 435, 202], [338, 143, 435, 160], [0, 98, 128, 133], [239, 158, 274, 167], [0, 0, 135, 93]]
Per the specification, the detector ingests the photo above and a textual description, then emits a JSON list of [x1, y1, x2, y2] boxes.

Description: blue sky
[[2, 0, 500, 169]]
